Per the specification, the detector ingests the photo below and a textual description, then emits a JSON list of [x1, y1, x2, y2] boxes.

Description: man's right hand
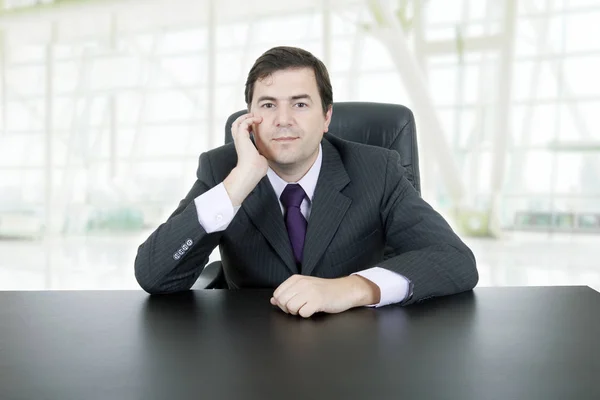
[[223, 113, 269, 207]]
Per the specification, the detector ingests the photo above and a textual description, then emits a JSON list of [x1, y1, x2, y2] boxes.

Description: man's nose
[[275, 107, 292, 127]]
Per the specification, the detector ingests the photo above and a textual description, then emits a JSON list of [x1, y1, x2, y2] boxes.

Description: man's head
[[244, 46, 333, 179], [245, 46, 333, 114]]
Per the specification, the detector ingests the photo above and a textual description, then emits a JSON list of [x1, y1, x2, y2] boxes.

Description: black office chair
[[194, 102, 420, 289]]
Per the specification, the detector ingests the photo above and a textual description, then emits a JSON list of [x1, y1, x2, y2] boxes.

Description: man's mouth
[[273, 137, 298, 142]]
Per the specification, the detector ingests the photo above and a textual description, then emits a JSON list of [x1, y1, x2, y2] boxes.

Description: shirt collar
[[267, 143, 322, 203]]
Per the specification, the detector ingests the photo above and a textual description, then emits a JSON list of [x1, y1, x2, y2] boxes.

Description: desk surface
[[1, 287, 599, 400]]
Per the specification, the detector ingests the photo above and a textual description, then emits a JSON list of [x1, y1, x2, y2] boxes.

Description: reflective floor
[[0, 231, 599, 292]]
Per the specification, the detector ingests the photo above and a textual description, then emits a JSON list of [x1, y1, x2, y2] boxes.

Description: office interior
[[0, 0, 598, 292]]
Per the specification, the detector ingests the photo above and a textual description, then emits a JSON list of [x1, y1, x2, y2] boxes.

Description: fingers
[[272, 275, 317, 316], [270, 293, 318, 318], [298, 303, 318, 318], [231, 113, 262, 140], [271, 292, 308, 316], [273, 274, 301, 299], [286, 295, 308, 316], [272, 287, 299, 314], [271, 295, 289, 314], [271, 275, 301, 314]]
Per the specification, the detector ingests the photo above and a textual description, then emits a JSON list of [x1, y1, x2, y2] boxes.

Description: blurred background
[[0, 0, 598, 291]]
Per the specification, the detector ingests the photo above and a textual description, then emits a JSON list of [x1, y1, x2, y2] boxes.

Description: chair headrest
[[224, 102, 420, 194]]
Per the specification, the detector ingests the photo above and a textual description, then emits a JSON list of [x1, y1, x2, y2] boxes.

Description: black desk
[[1, 287, 599, 400]]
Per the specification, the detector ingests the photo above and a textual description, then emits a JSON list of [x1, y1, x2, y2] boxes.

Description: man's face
[[249, 67, 332, 172]]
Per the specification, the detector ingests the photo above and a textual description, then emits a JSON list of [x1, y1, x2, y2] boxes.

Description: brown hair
[[244, 46, 333, 114]]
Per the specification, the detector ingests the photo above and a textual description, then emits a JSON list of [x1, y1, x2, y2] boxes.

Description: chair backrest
[[224, 102, 420, 194]]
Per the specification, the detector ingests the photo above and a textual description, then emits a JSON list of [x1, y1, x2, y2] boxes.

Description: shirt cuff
[[194, 182, 241, 233], [353, 266, 410, 308]]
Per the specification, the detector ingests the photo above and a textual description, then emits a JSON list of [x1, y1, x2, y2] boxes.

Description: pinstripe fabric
[[134, 134, 478, 305]]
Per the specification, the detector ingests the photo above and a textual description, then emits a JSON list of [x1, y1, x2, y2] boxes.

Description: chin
[[270, 156, 299, 167], [266, 149, 297, 163]]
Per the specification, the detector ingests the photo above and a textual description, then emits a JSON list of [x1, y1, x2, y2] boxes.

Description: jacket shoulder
[[324, 133, 394, 167]]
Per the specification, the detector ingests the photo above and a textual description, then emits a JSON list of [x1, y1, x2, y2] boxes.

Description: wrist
[[223, 167, 262, 207], [346, 275, 381, 307]]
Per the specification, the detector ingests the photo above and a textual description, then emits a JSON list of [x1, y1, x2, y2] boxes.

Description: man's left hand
[[270, 275, 381, 318]]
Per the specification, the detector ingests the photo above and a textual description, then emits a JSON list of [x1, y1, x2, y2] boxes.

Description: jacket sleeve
[[378, 150, 479, 305], [134, 152, 225, 294]]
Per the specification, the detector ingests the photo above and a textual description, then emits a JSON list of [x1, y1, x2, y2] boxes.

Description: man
[[135, 46, 478, 318]]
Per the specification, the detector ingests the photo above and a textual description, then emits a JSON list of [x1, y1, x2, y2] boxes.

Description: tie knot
[[280, 184, 306, 208]]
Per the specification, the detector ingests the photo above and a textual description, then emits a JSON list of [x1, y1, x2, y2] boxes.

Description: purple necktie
[[280, 184, 307, 267]]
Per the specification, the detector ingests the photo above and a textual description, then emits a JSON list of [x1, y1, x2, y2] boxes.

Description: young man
[[135, 46, 478, 318]]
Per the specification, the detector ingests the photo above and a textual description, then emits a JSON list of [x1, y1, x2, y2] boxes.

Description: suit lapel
[[301, 138, 352, 276], [242, 177, 297, 275]]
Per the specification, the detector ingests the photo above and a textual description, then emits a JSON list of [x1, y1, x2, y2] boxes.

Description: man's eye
[[261, 103, 274, 108], [295, 103, 307, 108]]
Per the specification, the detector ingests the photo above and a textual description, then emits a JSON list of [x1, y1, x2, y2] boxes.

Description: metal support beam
[[488, 0, 517, 234], [126, 30, 161, 182], [453, 0, 470, 160], [466, 0, 495, 202], [0, 0, 142, 25], [109, 93, 117, 180], [366, 0, 466, 206], [412, 0, 427, 74], [109, 13, 117, 179], [423, 35, 503, 55], [44, 22, 57, 236], [548, 0, 568, 228], [0, 28, 6, 136], [346, 6, 364, 100], [321, 0, 331, 66], [207, 0, 217, 149], [410, 0, 438, 199], [507, 0, 553, 195]]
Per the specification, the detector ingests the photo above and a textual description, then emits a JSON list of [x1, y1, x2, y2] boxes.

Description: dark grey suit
[[135, 134, 478, 305]]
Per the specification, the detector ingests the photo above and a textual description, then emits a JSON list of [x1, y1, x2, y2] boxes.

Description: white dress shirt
[[193, 144, 410, 307]]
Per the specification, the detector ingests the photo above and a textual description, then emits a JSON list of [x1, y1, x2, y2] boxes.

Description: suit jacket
[[134, 134, 478, 305]]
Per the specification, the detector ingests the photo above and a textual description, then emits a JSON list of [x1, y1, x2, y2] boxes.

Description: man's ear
[[323, 105, 333, 133]]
